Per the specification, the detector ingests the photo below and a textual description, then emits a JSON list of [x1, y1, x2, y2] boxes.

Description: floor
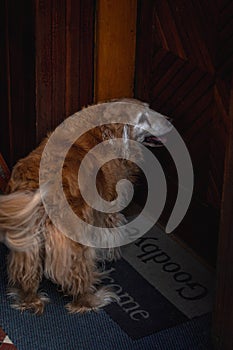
[[0, 327, 16, 350]]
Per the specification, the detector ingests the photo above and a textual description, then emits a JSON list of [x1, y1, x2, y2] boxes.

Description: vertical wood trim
[[65, 0, 81, 116], [36, 0, 95, 142], [134, 0, 155, 102], [5, 0, 13, 166], [35, 0, 53, 142], [5, 0, 36, 165], [213, 85, 233, 349], [0, 0, 13, 166], [78, 0, 95, 108], [1, 1, 95, 165], [94, 0, 137, 102], [51, 0, 67, 128]]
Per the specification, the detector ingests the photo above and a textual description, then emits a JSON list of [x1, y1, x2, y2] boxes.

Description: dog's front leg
[[62, 247, 117, 314], [7, 248, 48, 314], [44, 228, 117, 313]]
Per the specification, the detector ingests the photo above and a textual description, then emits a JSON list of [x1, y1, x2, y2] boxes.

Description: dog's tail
[[0, 189, 45, 250]]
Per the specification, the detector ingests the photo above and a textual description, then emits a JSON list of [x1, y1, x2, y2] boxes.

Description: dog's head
[[132, 108, 172, 147], [105, 98, 173, 147]]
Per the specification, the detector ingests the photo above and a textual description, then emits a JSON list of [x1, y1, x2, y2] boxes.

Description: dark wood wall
[[135, 0, 233, 264], [213, 86, 233, 349], [0, 0, 36, 167], [0, 0, 95, 167]]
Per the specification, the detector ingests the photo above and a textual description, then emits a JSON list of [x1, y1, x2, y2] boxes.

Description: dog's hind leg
[[7, 246, 48, 314], [64, 254, 118, 314], [44, 227, 117, 313]]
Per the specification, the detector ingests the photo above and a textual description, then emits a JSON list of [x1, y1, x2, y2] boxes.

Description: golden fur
[[0, 99, 172, 314]]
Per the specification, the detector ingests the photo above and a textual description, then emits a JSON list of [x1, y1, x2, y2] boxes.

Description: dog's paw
[[66, 287, 118, 314], [8, 288, 49, 315]]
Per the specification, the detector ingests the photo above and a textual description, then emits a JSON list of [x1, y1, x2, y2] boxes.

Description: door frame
[[213, 86, 233, 349]]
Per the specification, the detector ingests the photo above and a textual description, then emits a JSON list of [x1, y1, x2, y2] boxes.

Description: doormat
[[0, 222, 214, 348], [103, 221, 215, 339]]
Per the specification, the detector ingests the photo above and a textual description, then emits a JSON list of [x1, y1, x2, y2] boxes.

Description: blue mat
[[0, 244, 213, 349]]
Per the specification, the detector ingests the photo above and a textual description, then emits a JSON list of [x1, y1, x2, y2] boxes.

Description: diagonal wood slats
[[217, 1, 233, 84], [135, 0, 232, 261], [151, 62, 196, 112], [154, 0, 216, 74], [135, 0, 232, 212], [151, 55, 186, 101]]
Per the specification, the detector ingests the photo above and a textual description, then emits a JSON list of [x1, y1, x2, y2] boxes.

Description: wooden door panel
[[0, 0, 95, 167], [136, 3, 233, 345], [135, 0, 232, 265]]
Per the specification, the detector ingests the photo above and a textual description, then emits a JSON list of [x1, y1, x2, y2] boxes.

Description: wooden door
[[0, 0, 95, 167], [213, 87, 233, 349], [135, 1, 233, 347], [135, 0, 232, 266]]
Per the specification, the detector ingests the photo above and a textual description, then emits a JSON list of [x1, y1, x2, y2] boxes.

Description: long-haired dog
[[0, 99, 172, 314]]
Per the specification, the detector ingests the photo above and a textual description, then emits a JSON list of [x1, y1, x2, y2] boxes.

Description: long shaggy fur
[[0, 190, 44, 250], [0, 99, 172, 314]]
